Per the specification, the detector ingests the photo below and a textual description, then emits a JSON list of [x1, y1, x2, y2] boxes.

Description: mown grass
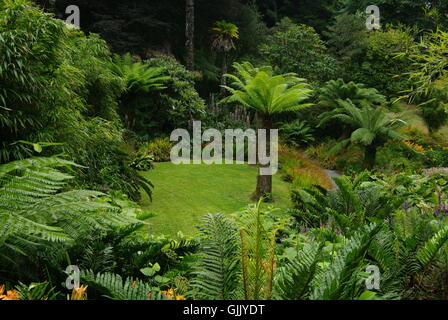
[[139, 162, 293, 236]]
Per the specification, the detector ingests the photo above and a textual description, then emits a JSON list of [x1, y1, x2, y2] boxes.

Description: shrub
[[351, 26, 416, 97], [279, 120, 315, 147], [141, 137, 172, 162]]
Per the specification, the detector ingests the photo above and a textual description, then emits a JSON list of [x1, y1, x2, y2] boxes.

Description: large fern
[[416, 225, 448, 268], [239, 202, 279, 300], [81, 269, 153, 300], [273, 243, 323, 300], [0, 157, 137, 272], [310, 223, 382, 300], [192, 213, 241, 300]]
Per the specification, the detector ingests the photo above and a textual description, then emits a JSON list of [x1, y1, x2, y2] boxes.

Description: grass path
[[139, 162, 292, 236]]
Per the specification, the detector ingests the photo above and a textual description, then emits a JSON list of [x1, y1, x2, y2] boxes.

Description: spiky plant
[[273, 224, 382, 300], [279, 120, 315, 147], [309, 223, 382, 300], [273, 242, 323, 300], [81, 270, 154, 300]]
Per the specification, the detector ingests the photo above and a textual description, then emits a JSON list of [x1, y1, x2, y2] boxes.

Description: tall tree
[[223, 62, 313, 200], [185, 0, 195, 71], [211, 20, 239, 95]]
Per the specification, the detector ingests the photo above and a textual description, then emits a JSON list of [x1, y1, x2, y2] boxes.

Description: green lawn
[[139, 162, 292, 236]]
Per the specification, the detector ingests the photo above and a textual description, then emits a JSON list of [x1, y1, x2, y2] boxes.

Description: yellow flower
[[70, 285, 88, 300]]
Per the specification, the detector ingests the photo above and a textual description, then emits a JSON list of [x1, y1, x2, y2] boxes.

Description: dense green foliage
[[2, 0, 448, 302]]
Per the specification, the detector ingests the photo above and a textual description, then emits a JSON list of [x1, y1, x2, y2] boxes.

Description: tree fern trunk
[[363, 145, 377, 170], [219, 52, 228, 96], [185, 0, 195, 71], [253, 112, 273, 201]]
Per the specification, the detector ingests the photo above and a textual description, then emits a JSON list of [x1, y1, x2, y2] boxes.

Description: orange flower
[[0, 285, 20, 300], [161, 288, 185, 300], [403, 140, 425, 152]]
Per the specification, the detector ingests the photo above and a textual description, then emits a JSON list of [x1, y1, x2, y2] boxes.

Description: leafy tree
[[223, 62, 313, 199], [403, 30, 448, 132], [259, 18, 337, 84], [341, 0, 448, 30], [0, 1, 153, 201], [324, 12, 368, 74], [351, 26, 416, 97]]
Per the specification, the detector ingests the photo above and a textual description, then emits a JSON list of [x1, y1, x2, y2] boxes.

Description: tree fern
[[192, 213, 241, 300]]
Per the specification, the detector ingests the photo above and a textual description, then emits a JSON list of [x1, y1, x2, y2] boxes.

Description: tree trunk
[[219, 52, 228, 96], [253, 112, 273, 201], [363, 145, 377, 170], [185, 0, 195, 71]]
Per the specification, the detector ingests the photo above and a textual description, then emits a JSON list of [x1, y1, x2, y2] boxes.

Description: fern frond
[[273, 243, 323, 300], [310, 223, 381, 300], [81, 269, 152, 300], [192, 213, 241, 300], [416, 225, 448, 267]]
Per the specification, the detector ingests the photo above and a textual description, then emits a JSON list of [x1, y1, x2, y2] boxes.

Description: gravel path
[[324, 169, 342, 190]]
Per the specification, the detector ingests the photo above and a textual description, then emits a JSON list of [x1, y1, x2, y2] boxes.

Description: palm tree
[[211, 20, 239, 93], [322, 100, 406, 169], [222, 62, 313, 200], [110, 53, 170, 129]]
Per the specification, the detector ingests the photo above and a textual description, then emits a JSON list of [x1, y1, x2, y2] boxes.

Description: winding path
[[324, 169, 342, 190]]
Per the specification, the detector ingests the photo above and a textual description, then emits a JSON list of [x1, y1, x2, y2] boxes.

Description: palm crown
[[325, 100, 406, 168], [222, 62, 313, 116]]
